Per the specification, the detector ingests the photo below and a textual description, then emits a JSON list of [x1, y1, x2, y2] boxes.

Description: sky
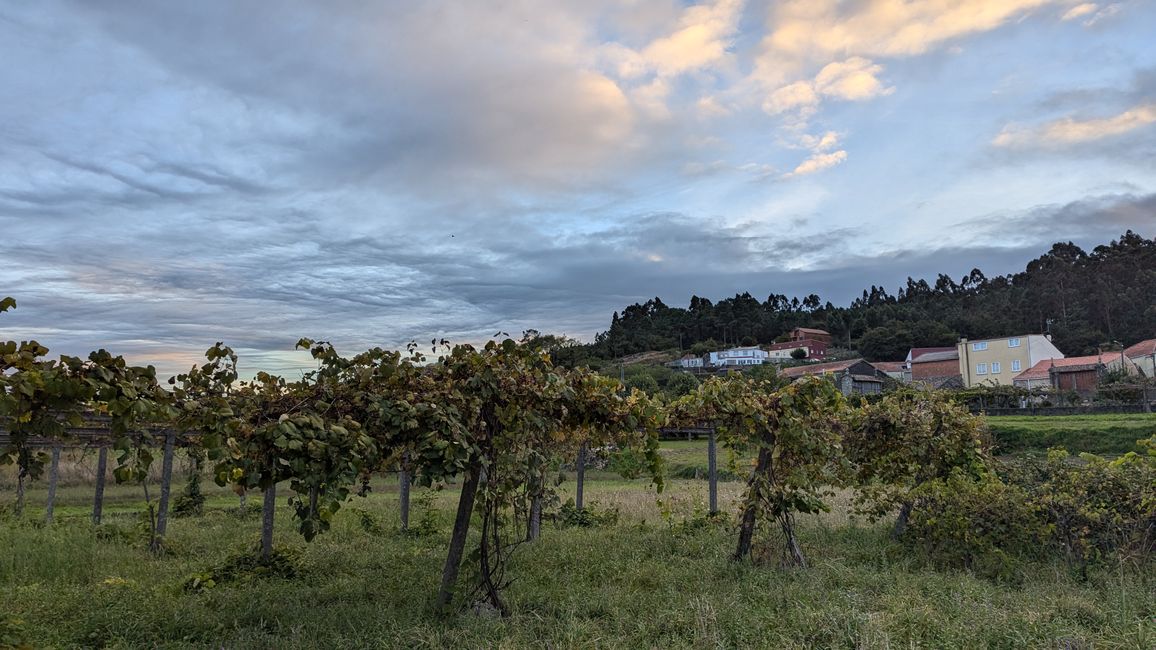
[[2, 0, 1155, 378]]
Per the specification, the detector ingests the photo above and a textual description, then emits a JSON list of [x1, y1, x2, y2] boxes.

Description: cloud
[[1061, 3, 1099, 21], [763, 57, 893, 118], [763, 80, 821, 115], [1080, 3, 1122, 26], [1, 0, 1154, 379], [993, 103, 1156, 147], [695, 95, 732, 118], [814, 57, 894, 101], [639, 0, 745, 77], [799, 131, 841, 152], [762, 0, 1066, 60], [963, 192, 1156, 245], [787, 150, 848, 177], [752, 1, 1064, 125]]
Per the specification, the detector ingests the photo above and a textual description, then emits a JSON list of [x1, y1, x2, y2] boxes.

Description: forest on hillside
[[580, 231, 1156, 362]]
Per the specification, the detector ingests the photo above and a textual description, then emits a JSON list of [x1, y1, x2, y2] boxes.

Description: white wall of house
[[1026, 335, 1065, 368], [708, 347, 769, 367], [766, 346, 808, 360], [1130, 353, 1156, 377]]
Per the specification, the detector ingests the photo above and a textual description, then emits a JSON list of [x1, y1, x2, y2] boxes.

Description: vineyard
[[2, 296, 1154, 648]]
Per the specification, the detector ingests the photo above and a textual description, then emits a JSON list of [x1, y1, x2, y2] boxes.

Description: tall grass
[[2, 477, 1152, 649]]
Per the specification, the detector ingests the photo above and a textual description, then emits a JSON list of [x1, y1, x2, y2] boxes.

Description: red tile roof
[[1013, 355, 1108, 382], [781, 359, 861, 378], [911, 350, 959, 363], [766, 339, 823, 351], [1125, 339, 1156, 358], [872, 361, 906, 373], [908, 346, 955, 361]]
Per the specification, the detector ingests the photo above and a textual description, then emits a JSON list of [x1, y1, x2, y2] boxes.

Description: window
[[1011, 359, 1021, 372], [972, 342, 988, 351], [1008, 338, 1021, 348], [992, 362, 1001, 374], [976, 363, 988, 375]]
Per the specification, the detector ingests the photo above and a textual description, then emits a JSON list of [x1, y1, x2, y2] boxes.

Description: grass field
[[0, 426, 1153, 648], [2, 454, 1154, 648], [985, 413, 1156, 455]]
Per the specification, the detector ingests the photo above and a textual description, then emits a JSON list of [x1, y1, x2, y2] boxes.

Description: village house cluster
[[667, 328, 1156, 399]]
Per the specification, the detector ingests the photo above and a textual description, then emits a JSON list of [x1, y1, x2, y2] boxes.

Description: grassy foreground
[[2, 463, 1153, 649], [986, 413, 1156, 455]]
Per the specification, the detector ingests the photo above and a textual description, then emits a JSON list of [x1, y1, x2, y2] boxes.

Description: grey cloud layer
[[2, 1, 1154, 377]]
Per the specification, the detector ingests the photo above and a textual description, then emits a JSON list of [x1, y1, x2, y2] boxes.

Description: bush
[[906, 445, 1155, 578], [556, 499, 618, 528], [399, 489, 440, 537], [183, 547, 301, 592], [668, 463, 740, 481], [348, 507, 384, 535], [171, 472, 206, 518], [905, 471, 1043, 579], [1017, 449, 1155, 571], [606, 447, 649, 479]]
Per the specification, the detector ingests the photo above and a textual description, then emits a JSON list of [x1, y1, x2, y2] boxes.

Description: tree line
[[586, 231, 1156, 362]]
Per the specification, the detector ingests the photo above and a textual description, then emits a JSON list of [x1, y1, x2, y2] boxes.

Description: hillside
[[582, 231, 1156, 362]]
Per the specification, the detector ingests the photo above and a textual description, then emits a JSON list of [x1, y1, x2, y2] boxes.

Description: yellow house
[[957, 335, 1064, 387]]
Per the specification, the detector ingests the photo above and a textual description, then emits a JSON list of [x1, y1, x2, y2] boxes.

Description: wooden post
[[707, 430, 718, 516], [399, 456, 411, 531], [575, 444, 588, 511], [93, 445, 108, 524], [261, 483, 277, 561], [45, 444, 62, 524], [154, 431, 176, 548], [528, 495, 542, 541], [15, 472, 25, 518]]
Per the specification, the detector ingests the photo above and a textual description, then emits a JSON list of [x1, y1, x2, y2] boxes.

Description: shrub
[[847, 390, 992, 537], [668, 463, 740, 481], [907, 443, 1155, 578], [904, 471, 1043, 579], [1021, 449, 1155, 571], [606, 446, 649, 479], [172, 472, 206, 518], [556, 499, 618, 528], [348, 507, 384, 535], [183, 547, 300, 592], [400, 489, 441, 537]]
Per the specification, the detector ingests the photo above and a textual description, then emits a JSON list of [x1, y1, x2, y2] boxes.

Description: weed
[[555, 498, 619, 527], [183, 547, 301, 592]]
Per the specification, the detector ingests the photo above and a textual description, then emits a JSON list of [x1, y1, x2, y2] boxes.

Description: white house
[[707, 346, 770, 367], [668, 354, 705, 369]]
